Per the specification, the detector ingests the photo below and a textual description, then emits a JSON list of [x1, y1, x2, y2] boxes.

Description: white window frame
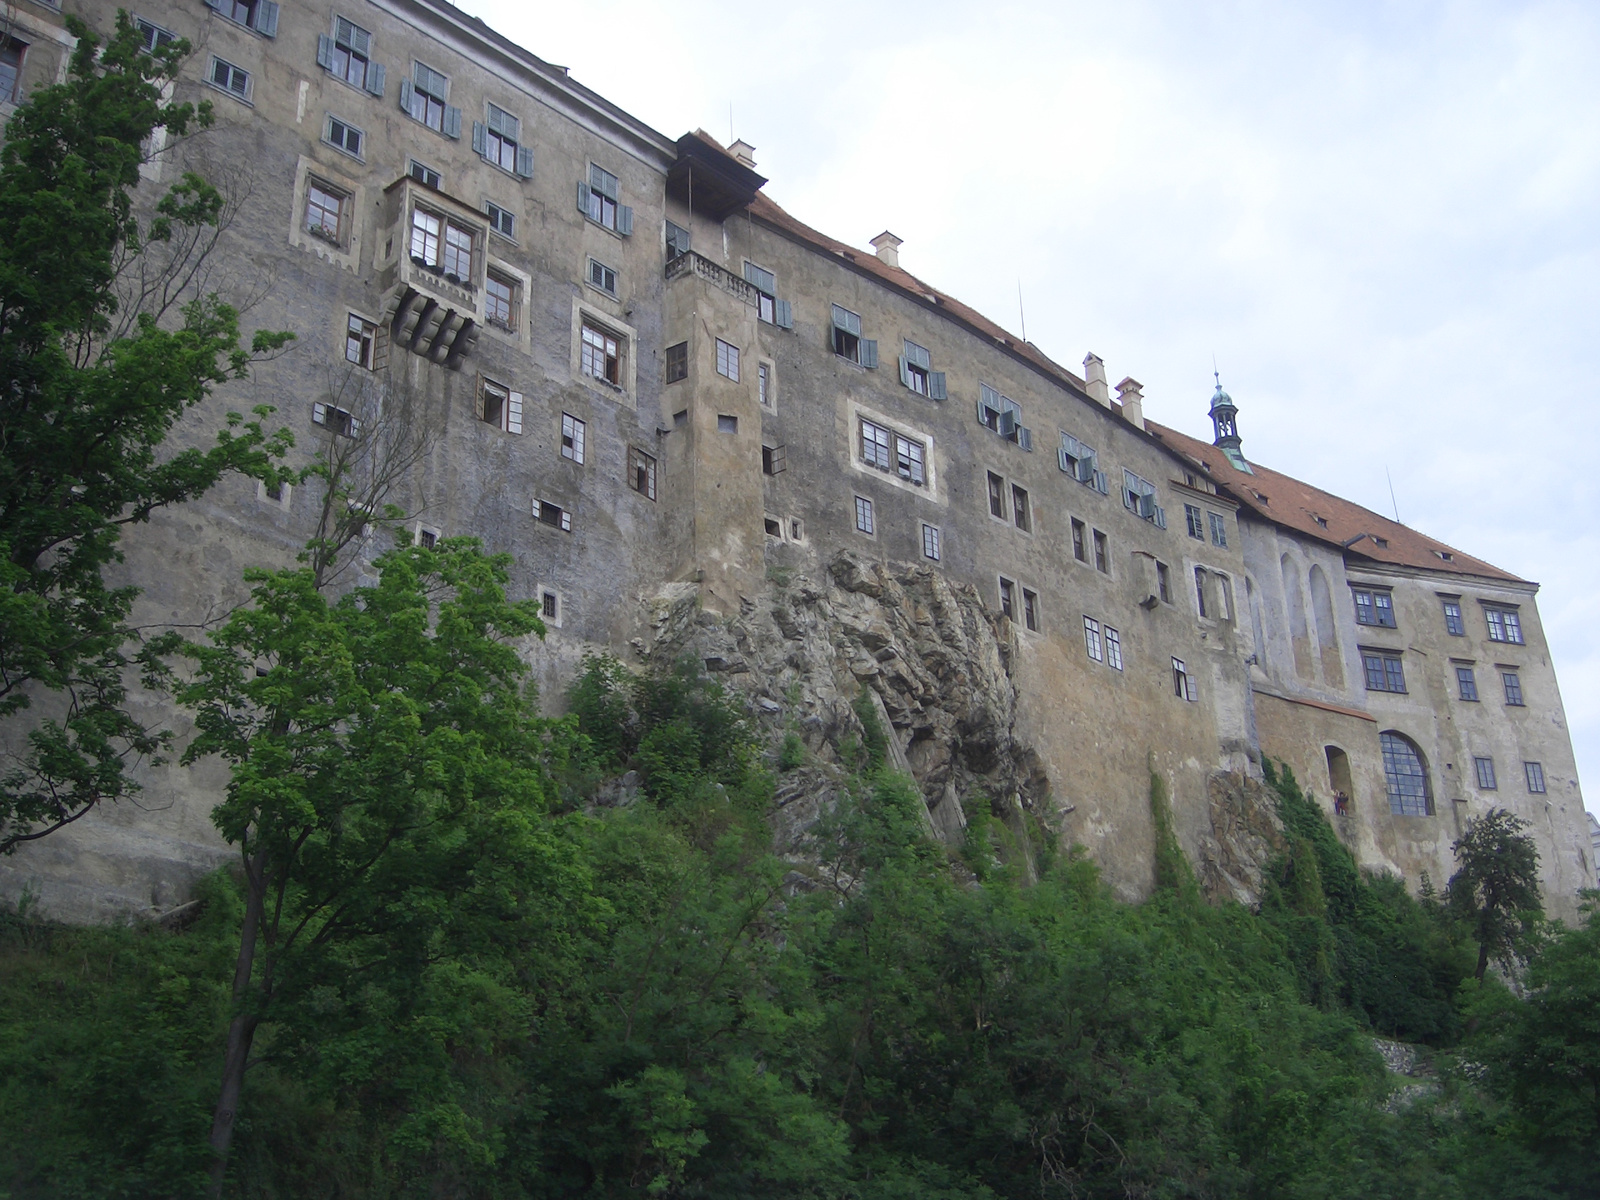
[[476, 376, 522, 435], [922, 523, 941, 561], [571, 299, 637, 403], [848, 401, 937, 497], [535, 499, 572, 532], [715, 338, 740, 382], [1083, 616, 1103, 662], [207, 55, 252, 103], [854, 495, 875, 536], [323, 113, 365, 160], [561, 413, 586, 464]]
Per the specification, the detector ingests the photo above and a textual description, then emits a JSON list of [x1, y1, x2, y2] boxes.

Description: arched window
[[1380, 731, 1433, 816]]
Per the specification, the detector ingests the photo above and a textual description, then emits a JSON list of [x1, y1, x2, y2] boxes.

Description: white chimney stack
[[870, 230, 903, 269], [1083, 353, 1111, 407], [729, 139, 757, 168], [1116, 377, 1146, 430]]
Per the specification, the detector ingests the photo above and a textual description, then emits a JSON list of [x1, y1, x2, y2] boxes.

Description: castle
[[2, 0, 1590, 920]]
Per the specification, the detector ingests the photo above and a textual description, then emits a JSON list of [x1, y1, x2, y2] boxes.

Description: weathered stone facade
[[2, 0, 1589, 922]]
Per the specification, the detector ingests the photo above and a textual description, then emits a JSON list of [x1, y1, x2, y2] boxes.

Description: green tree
[[1449, 807, 1543, 982], [177, 539, 549, 1193], [0, 12, 292, 853]]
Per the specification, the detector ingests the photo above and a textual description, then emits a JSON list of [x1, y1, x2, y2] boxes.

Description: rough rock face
[[1197, 771, 1289, 906]]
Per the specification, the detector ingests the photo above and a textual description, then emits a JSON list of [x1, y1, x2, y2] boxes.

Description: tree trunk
[[1474, 939, 1490, 982], [207, 852, 267, 1198]]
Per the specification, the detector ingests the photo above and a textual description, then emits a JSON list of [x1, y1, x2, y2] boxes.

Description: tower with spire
[[1208, 371, 1252, 473]]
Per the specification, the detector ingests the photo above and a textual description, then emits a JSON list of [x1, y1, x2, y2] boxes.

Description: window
[[859, 419, 925, 485], [1455, 665, 1478, 701], [443, 222, 473, 279], [584, 258, 618, 297], [1173, 657, 1197, 701], [1209, 511, 1228, 547], [318, 16, 383, 94], [832, 304, 876, 366], [209, 57, 252, 101], [1353, 588, 1397, 628], [1185, 504, 1204, 540], [1071, 518, 1087, 563], [485, 270, 518, 329], [305, 181, 345, 243], [477, 378, 522, 433], [208, 0, 278, 35], [410, 160, 442, 189], [922, 524, 941, 561], [759, 362, 771, 406], [410, 208, 441, 264], [312, 402, 358, 438], [999, 578, 1015, 620], [1442, 599, 1465, 636], [536, 500, 571, 531], [855, 495, 875, 535], [1011, 485, 1031, 532], [475, 103, 532, 177], [1485, 606, 1523, 644], [665, 342, 688, 384], [1502, 670, 1524, 706], [1195, 568, 1209, 618], [715, 338, 740, 381], [1022, 588, 1040, 632], [1525, 761, 1546, 794], [765, 517, 782, 538], [1474, 756, 1498, 790], [743, 263, 791, 328], [761, 445, 787, 476], [580, 322, 621, 385], [899, 340, 947, 399], [409, 208, 478, 283], [1059, 432, 1107, 492], [978, 384, 1031, 449], [345, 313, 376, 369], [403, 62, 459, 136], [0, 37, 23, 103], [717, 414, 738, 434], [560, 413, 586, 463], [137, 20, 175, 53], [1093, 530, 1108, 574], [790, 518, 804, 541], [666, 221, 691, 259], [415, 524, 439, 550], [987, 471, 1005, 519], [1104, 626, 1123, 671], [1083, 617, 1103, 662], [324, 115, 363, 158], [1381, 732, 1433, 816], [1157, 561, 1171, 603], [541, 590, 559, 620], [1362, 650, 1406, 693], [629, 448, 657, 500], [581, 163, 633, 233], [1122, 470, 1164, 526], [485, 201, 515, 239]]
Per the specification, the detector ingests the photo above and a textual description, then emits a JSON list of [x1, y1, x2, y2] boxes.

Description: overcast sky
[[470, 0, 1600, 812]]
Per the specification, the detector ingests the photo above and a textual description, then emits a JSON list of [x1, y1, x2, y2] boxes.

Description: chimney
[[729, 139, 757, 168], [1083, 353, 1111, 407], [1116, 377, 1145, 430], [870, 231, 903, 269]]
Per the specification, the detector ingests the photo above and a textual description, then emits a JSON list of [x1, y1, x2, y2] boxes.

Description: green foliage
[[0, 12, 292, 854], [778, 730, 806, 772], [852, 688, 890, 772], [1448, 807, 1544, 982], [1148, 768, 1200, 903]]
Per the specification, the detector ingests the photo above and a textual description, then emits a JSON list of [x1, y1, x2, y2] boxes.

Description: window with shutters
[[137, 20, 176, 53], [742, 263, 792, 328], [401, 61, 459, 137], [1122, 470, 1165, 527], [899, 340, 947, 399], [580, 321, 621, 386], [1023, 589, 1040, 632], [832, 304, 875, 366], [1012, 485, 1030, 531], [665, 341, 687, 384], [318, 16, 385, 95], [560, 413, 585, 463], [1485, 605, 1523, 644], [485, 200, 515, 240], [859, 418, 925, 486], [1502, 670, 1524, 706], [1173, 657, 1197, 701], [978, 385, 1031, 449], [587, 258, 618, 297], [762, 445, 786, 476], [1381, 732, 1433, 816], [1455, 665, 1479, 701], [1353, 587, 1397, 628], [312, 402, 358, 438], [208, 57, 252, 102], [1525, 761, 1546, 794], [477, 377, 522, 434], [1059, 431, 1108, 493], [999, 578, 1016, 620], [1362, 649, 1406, 693], [922, 523, 941, 561], [666, 221, 691, 259], [305, 180, 347, 244], [1093, 530, 1109, 574], [987, 471, 1005, 519], [1184, 503, 1204, 540], [1208, 511, 1228, 547], [629, 448, 657, 500], [536, 500, 571, 531], [206, 0, 278, 37], [474, 103, 533, 177], [323, 115, 363, 159], [1105, 626, 1123, 670], [345, 314, 376, 369], [855, 496, 874, 536], [716, 339, 740, 382], [1474, 756, 1498, 790], [1442, 597, 1465, 636], [580, 164, 633, 234]]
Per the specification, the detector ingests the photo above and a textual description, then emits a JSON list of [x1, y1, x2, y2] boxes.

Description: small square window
[[345, 313, 376, 369], [1093, 530, 1108, 574], [537, 500, 571, 531], [761, 445, 786, 476], [410, 160, 442, 189], [415, 524, 440, 550], [486, 200, 515, 238], [560, 413, 586, 464], [209, 57, 251, 101], [665, 341, 688, 384], [1022, 588, 1039, 632], [485, 270, 519, 330], [588, 257, 618, 296], [325, 115, 364, 158], [1524, 761, 1546, 794], [1474, 756, 1498, 790], [922, 523, 941, 561], [855, 495, 874, 535], [715, 338, 740, 382], [765, 517, 782, 537], [1104, 626, 1123, 671], [999, 577, 1015, 620], [1442, 599, 1465, 636], [717, 414, 738, 434], [628, 447, 657, 500], [1502, 670, 1524, 706], [1455, 665, 1478, 701]]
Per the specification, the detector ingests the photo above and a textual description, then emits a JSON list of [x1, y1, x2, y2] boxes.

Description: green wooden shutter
[[253, 1, 278, 36], [472, 120, 487, 156], [366, 61, 385, 96], [399, 77, 413, 113], [515, 146, 534, 178], [507, 391, 523, 435], [929, 371, 946, 400], [774, 299, 792, 329], [316, 34, 333, 69], [618, 205, 634, 236], [443, 105, 461, 139], [576, 181, 590, 214], [898, 355, 910, 388], [860, 339, 878, 369]]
